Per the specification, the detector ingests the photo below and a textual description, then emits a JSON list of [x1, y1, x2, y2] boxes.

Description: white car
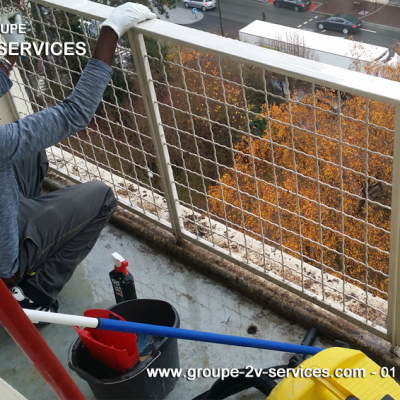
[[184, 0, 217, 12]]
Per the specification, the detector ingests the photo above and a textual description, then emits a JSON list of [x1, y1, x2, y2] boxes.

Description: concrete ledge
[[43, 174, 400, 375]]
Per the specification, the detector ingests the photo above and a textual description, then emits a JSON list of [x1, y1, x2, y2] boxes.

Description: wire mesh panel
[[2, 0, 400, 339], [0, 0, 171, 228], [147, 37, 394, 333]]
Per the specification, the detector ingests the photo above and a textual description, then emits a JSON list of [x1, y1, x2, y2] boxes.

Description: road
[[180, 0, 400, 51]]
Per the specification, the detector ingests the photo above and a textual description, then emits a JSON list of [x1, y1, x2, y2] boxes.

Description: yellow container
[[267, 348, 400, 400]]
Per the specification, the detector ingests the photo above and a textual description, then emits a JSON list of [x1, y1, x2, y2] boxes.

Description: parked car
[[273, 0, 311, 12], [184, 0, 217, 11], [316, 13, 362, 34]]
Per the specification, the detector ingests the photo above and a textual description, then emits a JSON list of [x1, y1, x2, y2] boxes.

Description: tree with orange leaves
[[208, 85, 394, 297], [156, 47, 281, 206]]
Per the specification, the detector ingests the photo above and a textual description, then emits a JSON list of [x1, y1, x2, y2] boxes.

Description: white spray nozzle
[[111, 252, 125, 268]]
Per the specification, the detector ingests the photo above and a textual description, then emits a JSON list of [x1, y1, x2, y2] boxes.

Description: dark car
[[273, 0, 311, 12], [316, 13, 362, 34]]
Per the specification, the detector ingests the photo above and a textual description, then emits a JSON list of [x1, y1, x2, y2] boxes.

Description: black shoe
[[11, 286, 59, 325]]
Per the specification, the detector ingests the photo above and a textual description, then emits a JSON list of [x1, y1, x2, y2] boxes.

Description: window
[[344, 14, 359, 23]]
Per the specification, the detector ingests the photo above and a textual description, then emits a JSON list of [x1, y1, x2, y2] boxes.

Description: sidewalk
[[153, 6, 205, 24], [310, 0, 400, 30]]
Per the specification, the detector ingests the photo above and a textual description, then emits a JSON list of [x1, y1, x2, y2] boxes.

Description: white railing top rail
[[31, 0, 400, 105]]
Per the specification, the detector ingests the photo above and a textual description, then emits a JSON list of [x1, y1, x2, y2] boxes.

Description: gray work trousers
[[13, 150, 117, 309]]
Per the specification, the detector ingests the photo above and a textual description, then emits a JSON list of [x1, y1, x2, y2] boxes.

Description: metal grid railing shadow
[[2, 0, 400, 345]]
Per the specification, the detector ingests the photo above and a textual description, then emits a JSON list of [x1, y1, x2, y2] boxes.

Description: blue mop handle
[[98, 318, 323, 355]]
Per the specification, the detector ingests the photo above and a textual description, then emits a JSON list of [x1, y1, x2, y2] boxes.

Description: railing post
[[388, 104, 400, 350], [0, 68, 35, 125], [0, 70, 20, 125], [0, 280, 86, 400], [127, 29, 183, 240]]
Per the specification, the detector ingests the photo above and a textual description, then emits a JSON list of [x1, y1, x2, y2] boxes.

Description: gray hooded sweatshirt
[[0, 58, 112, 278]]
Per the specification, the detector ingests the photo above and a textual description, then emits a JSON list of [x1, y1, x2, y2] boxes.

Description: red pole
[[0, 279, 86, 400]]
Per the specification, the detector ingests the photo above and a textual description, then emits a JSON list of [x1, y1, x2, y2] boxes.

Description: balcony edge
[[43, 173, 400, 376]]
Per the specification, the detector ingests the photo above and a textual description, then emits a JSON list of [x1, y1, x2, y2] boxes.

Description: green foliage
[[144, 36, 171, 83], [244, 66, 284, 137], [250, 108, 266, 137]]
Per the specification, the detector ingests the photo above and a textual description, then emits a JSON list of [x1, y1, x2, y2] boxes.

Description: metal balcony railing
[[2, 0, 400, 348]]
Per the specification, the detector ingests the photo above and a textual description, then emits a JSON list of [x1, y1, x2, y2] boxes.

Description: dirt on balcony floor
[[0, 223, 326, 400]]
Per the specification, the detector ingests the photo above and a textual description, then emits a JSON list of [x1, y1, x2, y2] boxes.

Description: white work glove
[[0, 12, 25, 44], [100, 3, 156, 38]]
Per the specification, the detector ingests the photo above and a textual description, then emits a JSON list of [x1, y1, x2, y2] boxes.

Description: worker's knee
[[84, 180, 110, 195], [83, 181, 117, 210]]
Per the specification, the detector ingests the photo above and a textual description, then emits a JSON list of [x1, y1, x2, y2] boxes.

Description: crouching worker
[[0, 4, 156, 313]]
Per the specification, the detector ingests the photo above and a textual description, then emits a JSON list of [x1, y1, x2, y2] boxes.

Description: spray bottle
[[109, 252, 137, 303]]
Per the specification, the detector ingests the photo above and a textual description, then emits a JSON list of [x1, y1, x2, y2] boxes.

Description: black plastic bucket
[[69, 299, 180, 400]]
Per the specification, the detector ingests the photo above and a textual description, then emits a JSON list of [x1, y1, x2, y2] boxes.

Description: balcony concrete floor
[[0, 223, 326, 400]]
